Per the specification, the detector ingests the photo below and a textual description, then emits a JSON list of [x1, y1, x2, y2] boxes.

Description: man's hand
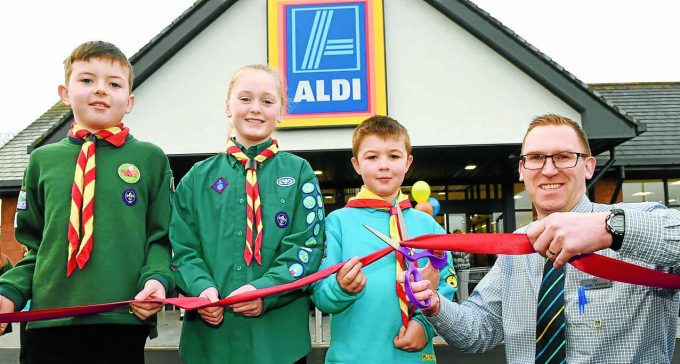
[[393, 320, 427, 351], [398, 273, 440, 317], [528, 211, 612, 269], [227, 284, 262, 317], [336, 257, 367, 294], [0, 295, 15, 335], [198, 287, 224, 325]]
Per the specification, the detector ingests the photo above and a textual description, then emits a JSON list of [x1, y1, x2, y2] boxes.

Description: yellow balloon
[[411, 181, 431, 203]]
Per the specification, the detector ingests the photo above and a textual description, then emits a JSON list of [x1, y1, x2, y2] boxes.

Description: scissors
[[363, 205, 447, 308]]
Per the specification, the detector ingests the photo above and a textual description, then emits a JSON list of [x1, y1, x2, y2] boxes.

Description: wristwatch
[[605, 209, 625, 251]]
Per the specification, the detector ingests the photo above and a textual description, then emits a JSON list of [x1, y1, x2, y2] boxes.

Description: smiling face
[[519, 125, 596, 218], [225, 69, 283, 148], [58, 58, 134, 131], [351, 134, 413, 202]]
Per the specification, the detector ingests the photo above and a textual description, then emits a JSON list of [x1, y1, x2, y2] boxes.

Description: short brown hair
[[522, 114, 591, 155], [352, 115, 411, 157], [64, 41, 134, 90]]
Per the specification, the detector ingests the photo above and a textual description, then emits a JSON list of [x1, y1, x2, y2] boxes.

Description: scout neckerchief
[[345, 186, 414, 327], [67, 122, 129, 277], [226, 138, 279, 266]]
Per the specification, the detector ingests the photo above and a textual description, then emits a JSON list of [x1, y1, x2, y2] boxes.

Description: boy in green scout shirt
[[170, 64, 325, 364], [0, 41, 174, 364]]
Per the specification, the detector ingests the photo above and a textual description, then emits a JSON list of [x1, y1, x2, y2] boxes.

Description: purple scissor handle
[[362, 224, 448, 308]]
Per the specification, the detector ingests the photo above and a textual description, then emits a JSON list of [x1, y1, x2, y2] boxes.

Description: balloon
[[415, 201, 433, 216], [411, 181, 431, 203], [428, 197, 441, 215]]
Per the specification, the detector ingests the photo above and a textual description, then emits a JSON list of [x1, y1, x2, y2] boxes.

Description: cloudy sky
[[1, 0, 678, 138]]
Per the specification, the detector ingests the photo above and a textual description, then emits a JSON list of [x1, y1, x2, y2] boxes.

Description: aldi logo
[[268, 0, 387, 128]]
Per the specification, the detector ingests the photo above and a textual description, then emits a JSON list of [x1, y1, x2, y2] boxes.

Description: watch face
[[610, 214, 625, 232]]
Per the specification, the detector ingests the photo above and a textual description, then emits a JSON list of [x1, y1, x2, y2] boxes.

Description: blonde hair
[[352, 115, 411, 157], [523, 114, 591, 155]]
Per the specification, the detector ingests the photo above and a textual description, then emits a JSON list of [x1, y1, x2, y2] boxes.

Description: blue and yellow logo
[[268, 0, 387, 128]]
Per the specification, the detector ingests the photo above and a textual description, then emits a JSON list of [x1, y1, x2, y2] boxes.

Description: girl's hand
[[198, 287, 224, 325], [393, 320, 427, 351], [227, 285, 263, 317]]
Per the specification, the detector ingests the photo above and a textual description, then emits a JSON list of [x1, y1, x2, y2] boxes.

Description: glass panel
[[515, 211, 533, 229], [622, 180, 664, 203], [669, 179, 680, 206], [514, 183, 532, 209], [321, 189, 336, 205], [447, 213, 466, 233], [491, 212, 504, 233], [447, 185, 470, 201], [343, 187, 360, 203]]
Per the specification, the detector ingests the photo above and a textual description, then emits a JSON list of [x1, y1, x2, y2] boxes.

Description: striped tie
[[345, 186, 414, 327], [226, 138, 278, 266], [535, 259, 566, 364], [67, 122, 129, 277]]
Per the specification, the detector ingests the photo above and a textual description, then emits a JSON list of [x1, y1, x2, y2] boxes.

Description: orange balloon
[[415, 201, 434, 216]]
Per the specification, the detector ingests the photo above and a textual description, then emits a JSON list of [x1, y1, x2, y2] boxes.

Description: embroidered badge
[[17, 190, 27, 210], [302, 182, 315, 194], [306, 212, 316, 225], [212, 177, 228, 194], [422, 353, 437, 362], [316, 194, 323, 207], [289, 263, 304, 278], [118, 163, 141, 184], [303, 196, 316, 209], [276, 177, 296, 187], [316, 183, 321, 193], [313, 223, 321, 237], [298, 247, 311, 264], [317, 208, 324, 221], [275, 211, 289, 228], [122, 189, 137, 206], [305, 237, 317, 247]]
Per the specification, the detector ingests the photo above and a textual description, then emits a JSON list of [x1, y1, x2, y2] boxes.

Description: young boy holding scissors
[[312, 115, 456, 363]]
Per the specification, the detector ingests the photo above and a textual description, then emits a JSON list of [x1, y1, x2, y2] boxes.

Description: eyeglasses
[[520, 152, 589, 170]]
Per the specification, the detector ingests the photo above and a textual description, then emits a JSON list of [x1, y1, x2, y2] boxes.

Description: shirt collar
[[226, 138, 275, 168]]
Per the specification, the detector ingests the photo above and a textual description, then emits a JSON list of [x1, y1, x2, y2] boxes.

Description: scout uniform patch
[[212, 177, 228, 194], [275, 211, 289, 228], [122, 189, 137, 206], [276, 176, 295, 187], [17, 190, 28, 210], [118, 163, 141, 184]]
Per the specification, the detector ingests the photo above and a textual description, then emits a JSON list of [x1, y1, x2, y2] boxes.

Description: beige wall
[[126, 0, 579, 154]]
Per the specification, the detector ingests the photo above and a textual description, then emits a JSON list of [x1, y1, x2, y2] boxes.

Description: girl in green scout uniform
[[170, 64, 325, 364]]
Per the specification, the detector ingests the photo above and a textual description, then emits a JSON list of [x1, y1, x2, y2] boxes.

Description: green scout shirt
[[0, 135, 174, 334], [171, 138, 325, 364]]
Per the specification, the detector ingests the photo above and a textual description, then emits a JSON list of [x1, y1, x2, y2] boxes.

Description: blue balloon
[[428, 197, 441, 216]]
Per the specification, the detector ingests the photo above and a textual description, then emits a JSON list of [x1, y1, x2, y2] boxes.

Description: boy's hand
[[393, 320, 427, 351], [399, 273, 440, 316], [198, 287, 224, 325], [227, 284, 262, 317], [0, 295, 15, 335], [336, 257, 366, 294], [130, 279, 166, 320]]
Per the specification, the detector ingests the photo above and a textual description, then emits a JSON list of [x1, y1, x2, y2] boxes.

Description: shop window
[[513, 184, 532, 210], [622, 180, 664, 203], [668, 179, 680, 206], [321, 189, 336, 205], [515, 211, 533, 229]]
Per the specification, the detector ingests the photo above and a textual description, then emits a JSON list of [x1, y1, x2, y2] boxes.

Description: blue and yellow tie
[[535, 259, 566, 364]]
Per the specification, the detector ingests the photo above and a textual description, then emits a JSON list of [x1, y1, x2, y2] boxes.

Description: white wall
[[126, 0, 579, 155]]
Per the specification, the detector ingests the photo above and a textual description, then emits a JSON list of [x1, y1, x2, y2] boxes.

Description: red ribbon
[[2, 233, 679, 323]]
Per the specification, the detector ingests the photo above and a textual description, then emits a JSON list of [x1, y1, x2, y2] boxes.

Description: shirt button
[[238, 231, 243, 236], [280, 198, 286, 204], [236, 265, 243, 271], [239, 198, 244, 204]]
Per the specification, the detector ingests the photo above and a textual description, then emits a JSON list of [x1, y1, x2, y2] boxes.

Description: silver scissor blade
[[362, 224, 400, 250], [395, 203, 410, 240]]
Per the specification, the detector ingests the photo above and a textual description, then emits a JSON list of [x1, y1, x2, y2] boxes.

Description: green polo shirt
[[171, 138, 325, 364]]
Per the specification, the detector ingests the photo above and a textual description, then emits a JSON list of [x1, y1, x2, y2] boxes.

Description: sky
[[1, 0, 679, 138]]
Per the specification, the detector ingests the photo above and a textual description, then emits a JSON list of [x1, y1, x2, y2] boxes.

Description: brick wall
[[1, 197, 24, 265], [593, 179, 623, 205]]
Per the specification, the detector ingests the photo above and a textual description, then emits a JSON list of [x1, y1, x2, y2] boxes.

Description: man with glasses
[[410, 114, 680, 363]]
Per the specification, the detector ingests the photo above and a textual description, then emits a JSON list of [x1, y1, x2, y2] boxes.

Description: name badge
[[580, 278, 613, 290]]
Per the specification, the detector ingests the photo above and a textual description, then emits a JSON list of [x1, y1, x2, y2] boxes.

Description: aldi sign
[[268, 0, 387, 128]]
